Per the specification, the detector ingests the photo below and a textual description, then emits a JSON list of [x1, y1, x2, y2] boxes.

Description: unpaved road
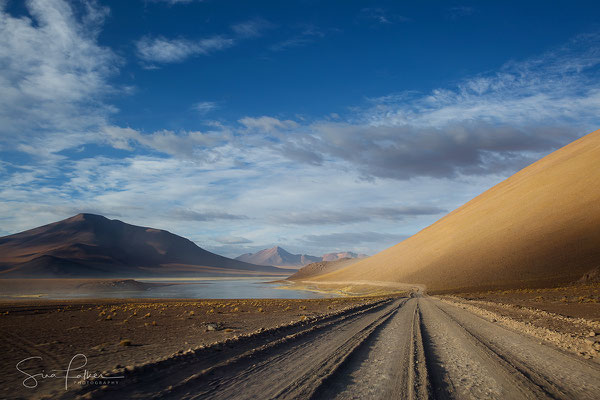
[[72, 296, 600, 400]]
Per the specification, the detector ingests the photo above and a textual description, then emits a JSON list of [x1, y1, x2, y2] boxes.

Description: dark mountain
[[0, 214, 287, 278]]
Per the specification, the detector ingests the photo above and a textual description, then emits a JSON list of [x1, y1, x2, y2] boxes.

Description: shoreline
[[0, 277, 295, 301]]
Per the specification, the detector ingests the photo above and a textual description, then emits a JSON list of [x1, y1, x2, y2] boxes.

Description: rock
[[588, 331, 597, 337], [206, 323, 218, 331]]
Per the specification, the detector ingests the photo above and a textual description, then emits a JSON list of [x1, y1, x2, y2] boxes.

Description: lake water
[[36, 278, 329, 300]]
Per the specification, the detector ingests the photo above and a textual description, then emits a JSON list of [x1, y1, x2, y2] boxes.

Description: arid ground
[[2, 285, 600, 400], [0, 295, 387, 399]]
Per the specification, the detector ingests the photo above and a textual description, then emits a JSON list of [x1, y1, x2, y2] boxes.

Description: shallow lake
[[34, 278, 329, 300]]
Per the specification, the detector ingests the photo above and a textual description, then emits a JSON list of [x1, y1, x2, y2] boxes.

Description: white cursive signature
[[16, 354, 124, 390]]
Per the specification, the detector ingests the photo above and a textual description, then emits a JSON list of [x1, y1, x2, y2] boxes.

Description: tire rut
[[74, 298, 398, 400], [172, 299, 404, 400], [430, 301, 565, 399], [311, 298, 430, 400], [432, 298, 600, 399]]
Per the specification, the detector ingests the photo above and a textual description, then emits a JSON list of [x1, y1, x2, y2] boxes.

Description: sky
[[1, 0, 600, 258]]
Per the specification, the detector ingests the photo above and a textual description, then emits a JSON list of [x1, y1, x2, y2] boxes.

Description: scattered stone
[[206, 323, 218, 331]]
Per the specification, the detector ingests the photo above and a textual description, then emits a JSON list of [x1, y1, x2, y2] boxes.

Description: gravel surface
[[35, 295, 600, 400]]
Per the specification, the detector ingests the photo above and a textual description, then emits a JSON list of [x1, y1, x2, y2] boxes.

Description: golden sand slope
[[314, 129, 600, 292], [287, 258, 363, 281]]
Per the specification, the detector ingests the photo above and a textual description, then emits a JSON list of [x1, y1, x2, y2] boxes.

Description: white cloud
[[101, 125, 229, 159], [271, 33, 600, 180], [231, 18, 272, 38], [194, 101, 219, 114], [301, 232, 409, 247], [215, 235, 252, 244], [448, 6, 474, 20], [359, 8, 409, 24], [269, 26, 326, 52], [365, 34, 600, 129], [135, 35, 234, 64], [0, 0, 119, 149], [239, 116, 299, 133]]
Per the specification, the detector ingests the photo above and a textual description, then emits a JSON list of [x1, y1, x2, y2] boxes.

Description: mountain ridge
[[236, 247, 367, 267], [0, 213, 286, 278]]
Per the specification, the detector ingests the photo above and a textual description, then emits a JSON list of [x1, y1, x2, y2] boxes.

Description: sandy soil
[[445, 283, 600, 320], [0, 296, 386, 399], [279, 279, 418, 297], [441, 283, 600, 360]]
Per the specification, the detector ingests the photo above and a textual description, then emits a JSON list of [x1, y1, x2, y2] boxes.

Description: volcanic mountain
[[236, 247, 367, 267], [0, 214, 286, 278], [311, 129, 600, 292], [235, 246, 321, 267]]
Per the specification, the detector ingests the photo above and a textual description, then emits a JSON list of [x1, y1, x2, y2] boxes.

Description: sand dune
[[313, 129, 600, 292], [0, 214, 286, 278]]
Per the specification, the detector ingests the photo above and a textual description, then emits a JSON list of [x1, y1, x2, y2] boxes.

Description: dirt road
[[70, 296, 600, 400]]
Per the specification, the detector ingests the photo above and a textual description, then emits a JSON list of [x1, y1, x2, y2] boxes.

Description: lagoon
[[12, 278, 329, 300]]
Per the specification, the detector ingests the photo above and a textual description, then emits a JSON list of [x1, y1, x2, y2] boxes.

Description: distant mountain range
[[235, 247, 367, 267], [0, 214, 287, 278]]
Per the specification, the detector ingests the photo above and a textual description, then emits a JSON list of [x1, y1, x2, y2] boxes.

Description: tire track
[[71, 297, 399, 400], [311, 298, 429, 400], [52, 294, 600, 400], [171, 299, 403, 400], [430, 301, 565, 399], [409, 303, 430, 400], [420, 297, 556, 399], [431, 298, 600, 399]]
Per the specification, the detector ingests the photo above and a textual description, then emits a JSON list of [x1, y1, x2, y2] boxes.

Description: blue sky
[[1, 0, 600, 258]]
